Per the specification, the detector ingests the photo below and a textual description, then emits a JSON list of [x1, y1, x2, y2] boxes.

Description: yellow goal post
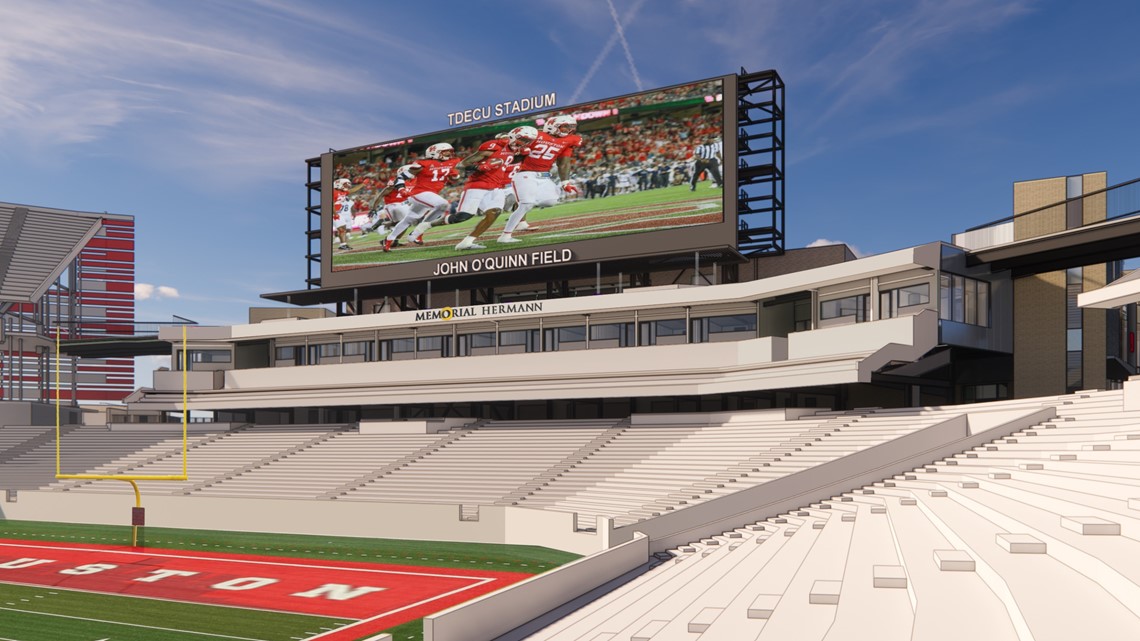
[[55, 325, 191, 545]]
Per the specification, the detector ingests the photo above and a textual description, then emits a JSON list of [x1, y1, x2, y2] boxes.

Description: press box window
[[342, 341, 373, 359], [880, 283, 929, 319], [820, 295, 868, 322], [691, 314, 757, 342], [275, 345, 304, 365], [589, 323, 634, 347], [307, 343, 340, 365], [939, 275, 989, 327], [417, 335, 451, 357], [638, 319, 686, 346], [177, 349, 231, 369], [457, 332, 495, 357], [558, 326, 586, 343]]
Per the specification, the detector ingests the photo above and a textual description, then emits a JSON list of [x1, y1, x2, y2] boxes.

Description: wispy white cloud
[[135, 283, 180, 300], [0, 0, 528, 182], [805, 0, 1037, 125], [807, 238, 865, 257]]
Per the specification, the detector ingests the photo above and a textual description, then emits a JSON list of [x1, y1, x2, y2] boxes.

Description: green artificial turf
[[0, 519, 580, 641], [0, 582, 350, 641], [331, 184, 723, 267]]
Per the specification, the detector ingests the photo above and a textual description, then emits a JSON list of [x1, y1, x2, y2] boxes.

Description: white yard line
[[301, 576, 497, 640], [0, 606, 270, 641]]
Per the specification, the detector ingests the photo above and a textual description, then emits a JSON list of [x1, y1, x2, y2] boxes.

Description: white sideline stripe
[[0, 542, 487, 581], [0, 606, 269, 640], [301, 576, 497, 641], [0, 579, 361, 620]]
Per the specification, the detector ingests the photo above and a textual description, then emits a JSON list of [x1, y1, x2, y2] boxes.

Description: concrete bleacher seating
[[197, 429, 448, 499], [512, 410, 959, 527], [0, 425, 178, 490], [340, 420, 620, 505], [54, 424, 343, 496], [523, 390, 1140, 640]]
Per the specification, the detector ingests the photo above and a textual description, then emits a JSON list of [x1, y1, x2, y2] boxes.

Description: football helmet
[[395, 164, 417, 181], [507, 126, 538, 150], [425, 142, 454, 160], [333, 178, 352, 190], [543, 114, 577, 137]]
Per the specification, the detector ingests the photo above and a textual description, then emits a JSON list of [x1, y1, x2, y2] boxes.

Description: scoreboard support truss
[[736, 68, 785, 256]]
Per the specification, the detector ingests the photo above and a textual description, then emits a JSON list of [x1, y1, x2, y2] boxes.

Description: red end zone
[[0, 538, 531, 640]]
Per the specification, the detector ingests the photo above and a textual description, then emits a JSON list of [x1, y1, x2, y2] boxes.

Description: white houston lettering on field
[[135, 569, 199, 583], [292, 583, 387, 601], [0, 557, 54, 569], [211, 576, 278, 591], [59, 563, 117, 576], [0, 540, 527, 624]]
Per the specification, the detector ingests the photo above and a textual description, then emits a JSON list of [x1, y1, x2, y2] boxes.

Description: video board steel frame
[[313, 77, 736, 288], [735, 69, 785, 255]]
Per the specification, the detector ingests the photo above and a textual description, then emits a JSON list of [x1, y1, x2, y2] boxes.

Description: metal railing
[[963, 176, 1140, 235]]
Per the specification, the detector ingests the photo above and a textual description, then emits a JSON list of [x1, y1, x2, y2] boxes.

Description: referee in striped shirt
[[690, 135, 723, 191]]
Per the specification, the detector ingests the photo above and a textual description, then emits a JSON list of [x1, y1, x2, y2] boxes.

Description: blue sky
[[2, 0, 1140, 330]]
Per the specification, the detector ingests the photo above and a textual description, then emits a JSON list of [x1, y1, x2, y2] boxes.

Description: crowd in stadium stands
[[333, 91, 724, 223]]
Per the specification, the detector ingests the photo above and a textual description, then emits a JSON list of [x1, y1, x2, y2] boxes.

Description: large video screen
[[323, 76, 735, 286]]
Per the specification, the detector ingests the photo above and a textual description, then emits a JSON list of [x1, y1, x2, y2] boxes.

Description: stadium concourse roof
[[1078, 267, 1140, 309], [0, 201, 103, 303]]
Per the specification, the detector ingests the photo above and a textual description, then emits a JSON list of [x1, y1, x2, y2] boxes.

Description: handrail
[[963, 175, 1140, 233]]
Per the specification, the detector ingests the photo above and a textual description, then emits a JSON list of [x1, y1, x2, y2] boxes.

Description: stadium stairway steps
[[498, 423, 630, 506], [0, 425, 74, 465], [191, 424, 354, 494], [325, 426, 474, 499], [890, 471, 1140, 572], [50, 428, 233, 492], [526, 391, 1138, 640], [532, 522, 793, 640], [873, 483, 1140, 638], [852, 492, 1022, 641], [2, 426, 176, 491], [812, 501, 914, 641], [0, 424, 81, 466], [58, 424, 336, 496], [750, 509, 852, 641]]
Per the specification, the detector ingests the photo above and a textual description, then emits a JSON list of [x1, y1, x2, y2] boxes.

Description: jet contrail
[[569, 0, 647, 104], [606, 0, 643, 91]]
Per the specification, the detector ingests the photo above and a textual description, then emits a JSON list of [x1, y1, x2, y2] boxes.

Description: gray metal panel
[[0, 202, 103, 303]]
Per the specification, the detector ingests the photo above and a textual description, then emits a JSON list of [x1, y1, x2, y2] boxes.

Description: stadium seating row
[[524, 389, 1140, 640]]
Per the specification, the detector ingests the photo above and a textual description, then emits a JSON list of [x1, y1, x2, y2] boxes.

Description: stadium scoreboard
[[318, 75, 741, 290]]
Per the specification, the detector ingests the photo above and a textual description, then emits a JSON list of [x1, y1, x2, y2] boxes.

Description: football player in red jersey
[[436, 126, 537, 250], [499, 114, 582, 243], [382, 143, 461, 252]]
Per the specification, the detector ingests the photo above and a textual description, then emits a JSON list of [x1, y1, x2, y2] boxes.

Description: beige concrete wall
[[134, 313, 937, 412], [606, 407, 1054, 553], [424, 533, 649, 641], [0, 494, 602, 555], [1014, 271, 1066, 397], [248, 307, 333, 324]]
